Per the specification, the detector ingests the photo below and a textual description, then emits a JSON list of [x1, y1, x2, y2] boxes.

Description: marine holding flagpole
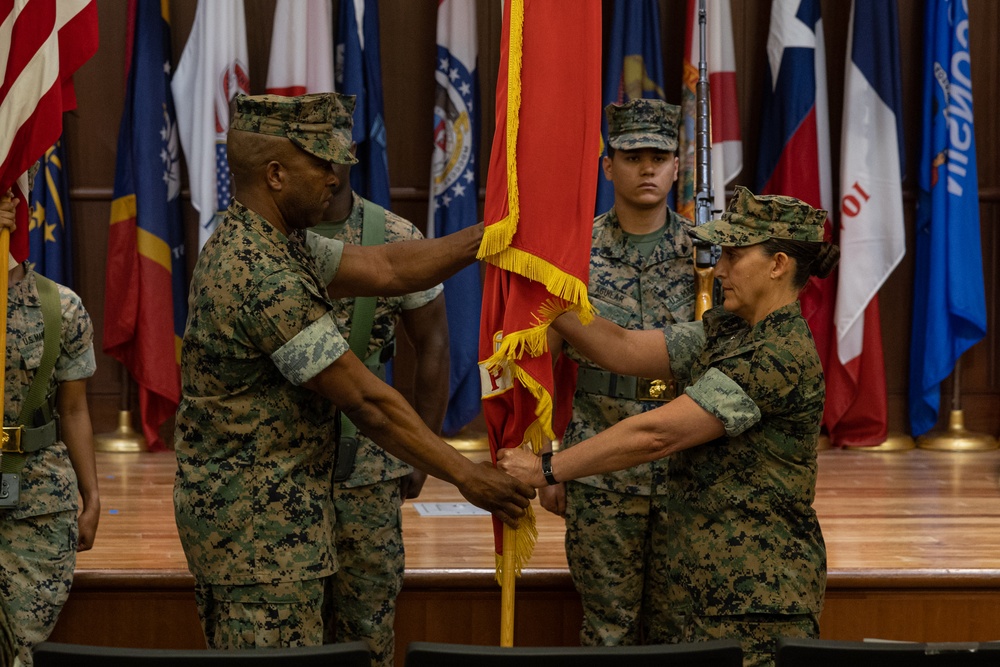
[[500, 187, 840, 667]]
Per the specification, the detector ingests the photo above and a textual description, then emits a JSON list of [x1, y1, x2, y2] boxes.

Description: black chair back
[[777, 638, 1000, 666], [32, 640, 372, 667], [405, 639, 743, 667]]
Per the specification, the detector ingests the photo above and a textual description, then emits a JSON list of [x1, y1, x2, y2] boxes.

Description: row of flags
[[755, 0, 986, 443], [1, 0, 988, 451]]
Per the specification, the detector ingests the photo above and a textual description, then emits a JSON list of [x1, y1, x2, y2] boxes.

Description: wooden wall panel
[[62, 1, 1000, 439]]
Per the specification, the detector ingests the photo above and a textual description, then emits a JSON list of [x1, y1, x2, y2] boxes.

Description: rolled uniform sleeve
[[305, 232, 345, 285], [272, 311, 349, 386], [400, 283, 443, 311], [243, 271, 349, 387], [684, 367, 761, 436], [55, 284, 97, 383]]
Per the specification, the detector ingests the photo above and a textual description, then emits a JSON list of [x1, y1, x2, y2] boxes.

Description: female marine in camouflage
[[499, 186, 839, 667]]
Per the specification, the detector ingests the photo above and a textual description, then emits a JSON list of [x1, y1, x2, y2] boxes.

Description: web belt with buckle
[[2, 421, 58, 455], [576, 367, 676, 402]]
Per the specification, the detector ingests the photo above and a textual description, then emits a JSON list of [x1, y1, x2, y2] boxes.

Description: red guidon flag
[[478, 0, 601, 577]]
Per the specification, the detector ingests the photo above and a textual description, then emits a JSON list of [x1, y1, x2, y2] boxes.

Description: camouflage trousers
[[0, 510, 77, 667], [195, 578, 336, 649], [667, 611, 819, 667], [564, 481, 672, 646], [330, 478, 405, 667]]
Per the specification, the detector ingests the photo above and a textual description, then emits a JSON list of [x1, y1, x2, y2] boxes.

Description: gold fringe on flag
[[482, 0, 594, 583]]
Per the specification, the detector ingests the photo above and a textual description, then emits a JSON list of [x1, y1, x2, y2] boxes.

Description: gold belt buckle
[[637, 378, 675, 402], [1, 426, 23, 454]]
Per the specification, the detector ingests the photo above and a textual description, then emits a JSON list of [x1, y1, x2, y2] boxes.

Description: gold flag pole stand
[[94, 365, 145, 452], [917, 358, 997, 451], [844, 432, 915, 452]]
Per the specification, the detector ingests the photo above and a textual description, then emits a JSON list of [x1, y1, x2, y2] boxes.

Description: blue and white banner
[[909, 0, 986, 436]]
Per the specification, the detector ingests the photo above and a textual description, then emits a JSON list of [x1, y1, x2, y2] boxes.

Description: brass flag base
[[916, 410, 998, 452], [94, 410, 146, 452], [844, 432, 915, 452]]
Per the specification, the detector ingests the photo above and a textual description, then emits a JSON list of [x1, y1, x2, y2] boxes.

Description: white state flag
[[266, 0, 334, 96], [835, 0, 905, 364], [172, 0, 250, 251]]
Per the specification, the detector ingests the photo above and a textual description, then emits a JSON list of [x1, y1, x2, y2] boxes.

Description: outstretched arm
[[303, 349, 534, 526], [330, 223, 483, 298], [498, 394, 725, 487], [553, 311, 672, 380]]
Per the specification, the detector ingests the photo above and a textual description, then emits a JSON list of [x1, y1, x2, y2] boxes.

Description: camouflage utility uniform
[[561, 206, 694, 645], [314, 192, 442, 667], [174, 200, 349, 648], [0, 266, 95, 666], [559, 96, 695, 645], [660, 303, 826, 667]]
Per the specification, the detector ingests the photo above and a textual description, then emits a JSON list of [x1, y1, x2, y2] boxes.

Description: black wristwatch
[[540, 452, 558, 486]]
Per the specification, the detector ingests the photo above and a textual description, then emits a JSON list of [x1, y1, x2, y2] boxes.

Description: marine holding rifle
[[499, 187, 839, 667], [545, 98, 696, 646]]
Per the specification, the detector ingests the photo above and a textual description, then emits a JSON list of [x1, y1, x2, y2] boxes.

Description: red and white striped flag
[[265, 0, 334, 97], [0, 0, 97, 262]]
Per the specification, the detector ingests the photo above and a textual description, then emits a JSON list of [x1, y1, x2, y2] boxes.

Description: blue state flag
[[909, 0, 986, 436], [28, 138, 73, 286], [336, 0, 391, 209], [596, 0, 666, 214], [430, 0, 480, 434]]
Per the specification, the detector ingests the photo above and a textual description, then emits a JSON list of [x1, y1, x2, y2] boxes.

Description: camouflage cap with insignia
[[690, 185, 827, 246], [230, 92, 357, 165], [606, 98, 681, 152]]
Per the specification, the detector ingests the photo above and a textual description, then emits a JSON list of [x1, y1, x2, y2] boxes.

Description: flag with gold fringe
[[478, 0, 601, 578]]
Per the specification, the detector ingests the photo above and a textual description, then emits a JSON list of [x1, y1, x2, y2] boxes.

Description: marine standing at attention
[[545, 98, 696, 646]]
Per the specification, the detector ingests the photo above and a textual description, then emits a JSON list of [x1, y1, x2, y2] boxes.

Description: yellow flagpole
[[500, 524, 517, 646], [0, 226, 9, 416]]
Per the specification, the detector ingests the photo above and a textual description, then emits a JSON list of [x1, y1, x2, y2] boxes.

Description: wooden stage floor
[[49, 446, 1000, 656]]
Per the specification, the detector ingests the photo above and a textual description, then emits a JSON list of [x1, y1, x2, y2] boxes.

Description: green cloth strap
[[340, 199, 387, 439], [2, 274, 61, 474]]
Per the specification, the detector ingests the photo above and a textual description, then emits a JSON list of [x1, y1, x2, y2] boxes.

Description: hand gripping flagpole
[[693, 0, 717, 322]]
